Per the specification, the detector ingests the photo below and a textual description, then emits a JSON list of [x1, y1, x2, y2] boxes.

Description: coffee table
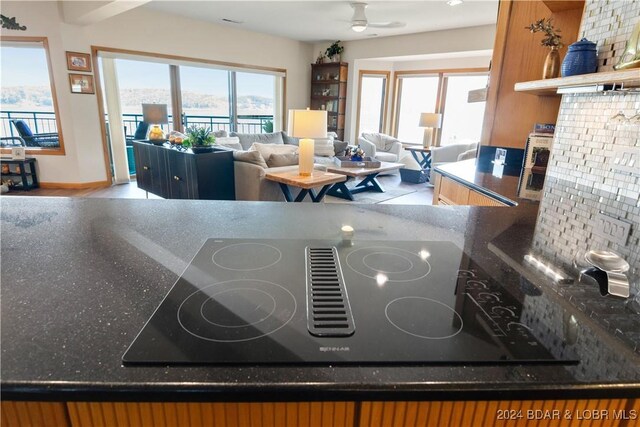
[[265, 170, 347, 202], [325, 162, 403, 201]]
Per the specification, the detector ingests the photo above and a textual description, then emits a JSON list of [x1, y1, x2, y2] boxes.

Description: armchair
[[430, 142, 478, 167], [10, 120, 60, 148], [358, 133, 403, 163]]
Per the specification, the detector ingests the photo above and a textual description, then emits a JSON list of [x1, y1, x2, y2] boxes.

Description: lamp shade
[[142, 104, 169, 124], [287, 109, 327, 139], [419, 113, 442, 128]]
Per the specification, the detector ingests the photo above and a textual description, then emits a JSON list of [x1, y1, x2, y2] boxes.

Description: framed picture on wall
[[69, 73, 95, 94], [66, 51, 92, 72]]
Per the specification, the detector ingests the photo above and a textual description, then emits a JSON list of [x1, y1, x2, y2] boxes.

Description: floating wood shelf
[[542, 0, 584, 12], [514, 69, 640, 95]]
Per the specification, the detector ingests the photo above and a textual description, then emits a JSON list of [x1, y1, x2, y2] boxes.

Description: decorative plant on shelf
[[526, 18, 563, 48], [325, 41, 344, 62], [526, 18, 563, 79], [182, 126, 216, 151]]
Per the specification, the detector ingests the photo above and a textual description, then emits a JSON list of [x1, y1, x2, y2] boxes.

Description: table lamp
[[142, 103, 169, 141], [418, 113, 442, 148], [287, 109, 327, 176]]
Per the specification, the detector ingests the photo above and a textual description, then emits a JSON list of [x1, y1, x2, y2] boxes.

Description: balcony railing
[[0, 111, 59, 139], [1, 110, 274, 143]]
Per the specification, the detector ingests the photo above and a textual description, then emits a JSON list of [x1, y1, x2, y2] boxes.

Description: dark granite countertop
[[434, 159, 535, 207], [1, 197, 639, 402]]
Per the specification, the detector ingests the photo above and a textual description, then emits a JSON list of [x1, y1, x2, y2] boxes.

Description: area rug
[[324, 184, 417, 204]]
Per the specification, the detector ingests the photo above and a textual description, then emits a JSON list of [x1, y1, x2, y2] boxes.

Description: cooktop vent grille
[[305, 247, 355, 337]]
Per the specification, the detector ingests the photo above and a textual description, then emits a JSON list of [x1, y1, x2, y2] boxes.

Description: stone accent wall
[[579, 0, 640, 71], [532, 0, 640, 295]]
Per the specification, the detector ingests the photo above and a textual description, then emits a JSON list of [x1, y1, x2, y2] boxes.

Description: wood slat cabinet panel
[[358, 400, 638, 427], [1, 401, 70, 427], [433, 173, 507, 207], [439, 176, 470, 205], [468, 189, 508, 206], [65, 401, 355, 427]]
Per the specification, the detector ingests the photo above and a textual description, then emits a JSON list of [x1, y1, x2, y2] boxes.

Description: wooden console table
[[1, 158, 39, 191]]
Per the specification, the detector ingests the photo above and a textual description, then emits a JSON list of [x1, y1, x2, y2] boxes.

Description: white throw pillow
[[216, 136, 242, 151], [249, 142, 298, 162], [233, 150, 268, 168], [313, 139, 335, 157]]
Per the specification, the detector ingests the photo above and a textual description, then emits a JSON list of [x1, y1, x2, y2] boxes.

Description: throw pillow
[[215, 136, 242, 151], [233, 150, 268, 169], [230, 131, 285, 150], [282, 132, 300, 146], [267, 153, 299, 168], [333, 140, 348, 156], [249, 142, 298, 163], [212, 130, 228, 138], [313, 138, 335, 157]]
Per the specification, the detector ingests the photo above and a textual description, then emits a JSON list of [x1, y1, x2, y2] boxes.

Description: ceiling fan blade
[[368, 22, 406, 29]]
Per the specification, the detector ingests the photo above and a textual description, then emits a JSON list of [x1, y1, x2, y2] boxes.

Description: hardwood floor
[[2, 176, 433, 205]]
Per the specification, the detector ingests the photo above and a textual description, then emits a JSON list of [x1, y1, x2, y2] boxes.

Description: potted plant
[[182, 126, 216, 153], [526, 18, 563, 79], [325, 41, 344, 63]]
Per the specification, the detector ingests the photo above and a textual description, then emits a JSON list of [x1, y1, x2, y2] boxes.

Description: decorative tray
[[334, 156, 381, 168]]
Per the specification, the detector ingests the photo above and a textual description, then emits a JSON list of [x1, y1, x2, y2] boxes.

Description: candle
[[298, 138, 314, 176]]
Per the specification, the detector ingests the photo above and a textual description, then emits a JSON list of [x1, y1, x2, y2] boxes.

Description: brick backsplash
[[533, 92, 640, 294], [579, 0, 640, 71], [531, 0, 640, 297]]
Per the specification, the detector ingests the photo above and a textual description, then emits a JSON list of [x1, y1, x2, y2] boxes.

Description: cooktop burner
[[123, 239, 577, 365]]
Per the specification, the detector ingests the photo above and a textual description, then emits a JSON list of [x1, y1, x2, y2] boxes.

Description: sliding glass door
[[179, 65, 231, 132]]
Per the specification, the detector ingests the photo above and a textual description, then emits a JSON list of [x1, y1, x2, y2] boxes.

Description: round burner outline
[[200, 288, 277, 328], [212, 243, 282, 271], [362, 252, 414, 274], [346, 246, 431, 282], [385, 297, 463, 339], [177, 279, 296, 342]]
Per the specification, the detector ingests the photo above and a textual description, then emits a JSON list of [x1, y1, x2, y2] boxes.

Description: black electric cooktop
[[123, 238, 577, 365]]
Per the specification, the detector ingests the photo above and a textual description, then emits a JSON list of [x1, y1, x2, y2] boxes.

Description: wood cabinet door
[[133, 143, 152, 193], [167, 149, 194, 199]]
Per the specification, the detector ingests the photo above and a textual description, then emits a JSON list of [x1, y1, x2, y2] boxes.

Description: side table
[[404, 145, 432, 170], [1, 158, 39, 191]]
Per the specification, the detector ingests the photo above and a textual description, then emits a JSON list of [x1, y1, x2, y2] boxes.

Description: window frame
[[1, 36, 66, 156], [391, 67, 488, 146], [355, 70, 390, 138]]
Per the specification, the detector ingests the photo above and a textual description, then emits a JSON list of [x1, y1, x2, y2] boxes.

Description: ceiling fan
[[349, 2, 406, 32]]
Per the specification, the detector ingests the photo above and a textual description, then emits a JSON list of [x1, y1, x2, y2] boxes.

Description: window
[[0, 37, 64, 153], [236, 72, 276, 134], [392, 70, 488, 146], [394, 75, 439, 143], [180, 65, 231, 132], [356, 72, 389, 136], [439, 74, 488, 146], [115, 59, 173, 137]]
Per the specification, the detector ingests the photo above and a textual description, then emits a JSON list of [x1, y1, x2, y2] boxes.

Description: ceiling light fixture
[[447, 0, 464, 6], [352, 22, 368, 32]]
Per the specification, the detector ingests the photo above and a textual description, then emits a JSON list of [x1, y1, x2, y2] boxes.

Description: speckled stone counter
[[434, 159, 533, 207], [1, 197, 639, 401]]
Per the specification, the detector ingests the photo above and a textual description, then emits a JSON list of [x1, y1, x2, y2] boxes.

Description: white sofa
[[224, 131, 347, 201]]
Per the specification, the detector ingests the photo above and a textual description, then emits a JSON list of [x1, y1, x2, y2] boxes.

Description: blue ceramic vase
[[561, 38, 598, 77]]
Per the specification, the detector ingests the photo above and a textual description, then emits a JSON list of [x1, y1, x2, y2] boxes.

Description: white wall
[[1, 1, 314, 184], [314, 25, 495, 142]]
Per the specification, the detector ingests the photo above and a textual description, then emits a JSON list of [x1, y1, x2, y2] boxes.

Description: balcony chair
[[357, 133, 404, 163], [126, 122, 150, 146], [10, 120, 60, 148]]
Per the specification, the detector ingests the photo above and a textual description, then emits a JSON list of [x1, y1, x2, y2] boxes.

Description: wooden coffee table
[[325, 161, 403, 201], [265, 170, 347, 202]]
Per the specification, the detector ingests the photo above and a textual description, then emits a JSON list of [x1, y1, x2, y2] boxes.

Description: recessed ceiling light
[[447, 0, 464, 5], [222, 18, 243, 24]]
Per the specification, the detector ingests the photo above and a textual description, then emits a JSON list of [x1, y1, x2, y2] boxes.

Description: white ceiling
[[144, 1, 499, 43]]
